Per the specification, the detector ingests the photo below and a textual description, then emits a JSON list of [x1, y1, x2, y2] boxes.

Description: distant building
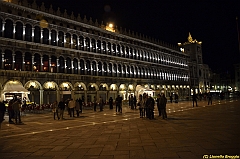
[[178, 33, 211, 94]]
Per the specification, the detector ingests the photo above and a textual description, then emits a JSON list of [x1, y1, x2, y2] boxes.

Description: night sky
[[37, 0, 240, 75]]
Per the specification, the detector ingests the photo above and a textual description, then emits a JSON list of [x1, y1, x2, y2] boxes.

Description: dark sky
[[37, 0, 240, 75]]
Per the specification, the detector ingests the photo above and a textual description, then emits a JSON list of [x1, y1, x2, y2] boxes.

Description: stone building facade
[[0, 0, 190, 105]]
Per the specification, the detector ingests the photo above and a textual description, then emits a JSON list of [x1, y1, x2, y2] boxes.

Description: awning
[[2, 82, 30, 94]]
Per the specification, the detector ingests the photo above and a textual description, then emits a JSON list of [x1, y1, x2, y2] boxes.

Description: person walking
[[58, 98, 65, 120], [192, 92, 198, 107], [156, 94, 162, 117], [75, 99, 80, 117], [169, 94, 173, 103], [137, 94, 144, 118], [109, 97, 113, 109], [68, 99, 75, 117], [159, 93, 167, 119], [207, 92, 212, 105], [52, 101, 59, 120]]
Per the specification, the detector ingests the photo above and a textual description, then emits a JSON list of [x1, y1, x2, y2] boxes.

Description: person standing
[[156, 94, 161, 117], [75, 99, 80, 117], [52, 101, 59, 120], [159, 93, 167, 119], [12, 98, 22, 124], [192, 92, 198, 107], [109, 97, 113, 109], [58, 98, 65, 120], [0, 100, 6, 124], [8, 98, 15, 124], [78, 98, 83, 113], [93, 96, 97, 111], [137, 94, 144, 118], [207, 92, 212, 105], [130, 94, 134, 110], [146, 95, 155, 120], [143, 93, 147, 117], [99, 96, 104, 111], [133, 95, 137, 109], [68, 99, 75, 117]]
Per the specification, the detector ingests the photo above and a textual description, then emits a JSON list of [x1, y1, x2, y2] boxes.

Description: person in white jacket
[[68, 99, 75, 117]]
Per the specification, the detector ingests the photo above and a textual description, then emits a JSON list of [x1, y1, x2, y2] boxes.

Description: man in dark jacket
[[146, 95, 155, 120], [58, 98, 65, 120], [0, 100, 6, 123], [159, 93, 167, 119]]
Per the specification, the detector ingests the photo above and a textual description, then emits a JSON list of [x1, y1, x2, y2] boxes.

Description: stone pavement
[[0, 98, 240, 159]]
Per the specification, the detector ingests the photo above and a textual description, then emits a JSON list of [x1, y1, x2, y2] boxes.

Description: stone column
[[78, 61, 80, 74], [39, 89, 44, 105], [96, 63, 99, 76], [13, 23, 16, 39], [12, 53, 15, 70], [71, 60, 74, 74], [2, 21, 5, 37], [49, 30, 51, 45], [31, 27, 34, 42], [23, 26, 26, 41], [40, 28, 43, 44], [83, 37, 86, 51], [22, 53, 25, 71], [31, 55, 34, 71], [56, 58, 59, 73], [64, 59, 67, 73], [71, 35, 73, 49], [40, 55, 43, 71], [56, 31, 59, 46], [1, 53, 4, 69], [49, 57, 51, 72]]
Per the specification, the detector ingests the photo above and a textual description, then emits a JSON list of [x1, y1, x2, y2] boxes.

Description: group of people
[[137, 93, 166, 120], [0, 96, 23, 125], [52, 98, 82, 120]]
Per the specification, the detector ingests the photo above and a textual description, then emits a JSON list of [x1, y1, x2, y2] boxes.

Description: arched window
[[65, 33, 71, 48], [72, 34, 78, 50], [5, 19, 13, 38], [102, 41, 107, 54], [33, 53, 41, 72], [86, 60, 91, 75], [85, 37, 90, 52], [66, 57, 72, 74], [58, 56, 65, 73], [58, 31, 64, 47], [34, 26, 41, 43], [97, 40, 101, 53], [42, 55, 49, 72], [125, 47, 129, 58], [15, 22, 23, 40], [107, 42, 111, 55], [51, 30, 57, 46], [122, 65, 126, 77], [103, 62, 107, 76], [73, 58, 78, 74], [24, 52, 32, 71], [50, 55, 57, 73], [118, 64, 122, 77], [91, 39, 96, 53], [92, 61, 97, 76], [15, 51, 22, 70], [80, 59, 85, 75], [108, 63, 112, 76], [117, 45, 121, 57], [112, 44, 116, 56], [98, 62, 102, 76], [113, 64, 117, 77], [79, 36, 84, 51], [43, 28, 49, 44], [25, 24, 32, 42]]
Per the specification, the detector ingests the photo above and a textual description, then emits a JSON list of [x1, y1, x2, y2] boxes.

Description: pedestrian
[[58, 98, 65, 120], [12, 98, 22, 124], [75, 99, 80, 117], [128, 95, 131, 107], [109, 97, 113, 109], [52, 101, 59, 120], [207, 92, 212, 105], [174, 93, 179, 103], [93, 96, 97, 111], [169, 94, 173, 103], [99, 96, 104, 111], [146, 94, 155, 120], [137, 94, 144, 118], [68, 98, 75, 117], [130, 94, 134, 110], [192, 92, 198, 107], [78, 98, 83, 113], [115, 95, 123, 113], [8, 98, 15, 124], [0, 100, 6, 124], [143, 93, 147, 117], [133, 95, 137, 109], [156, 94, 161, 117], [159, 93, 167, 119]]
